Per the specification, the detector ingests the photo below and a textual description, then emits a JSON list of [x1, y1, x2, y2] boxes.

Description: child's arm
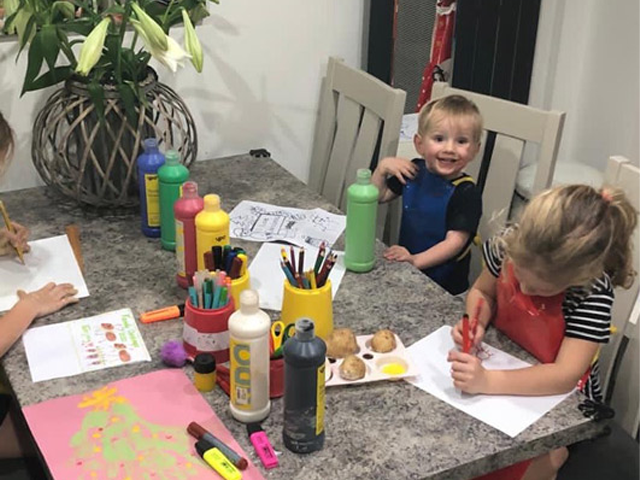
[[451, 268, 496, 347], [371, 157, 418, 203], [384, 230, 469, 270], [0, 282, 78, 357], [448, 337, 599, 396]]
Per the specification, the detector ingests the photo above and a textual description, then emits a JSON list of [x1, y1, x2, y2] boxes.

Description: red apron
[[473, 262, 565, 480]]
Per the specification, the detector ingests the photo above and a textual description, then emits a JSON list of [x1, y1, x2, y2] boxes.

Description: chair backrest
[[383, 83, 565, 283], [308, 57, 406, 211], [599, 155, 640, 438]]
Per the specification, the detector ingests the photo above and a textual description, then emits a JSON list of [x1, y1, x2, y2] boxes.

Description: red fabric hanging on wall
[[416, 0, 457, 111]]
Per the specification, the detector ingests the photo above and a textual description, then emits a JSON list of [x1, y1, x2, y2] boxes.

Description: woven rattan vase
[[32, 69, 197, 208]]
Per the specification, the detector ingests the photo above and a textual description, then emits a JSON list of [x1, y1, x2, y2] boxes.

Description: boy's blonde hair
[[505, 184, 638, 289], [0, 111, 14, 175], [418, 94, 483, 143]]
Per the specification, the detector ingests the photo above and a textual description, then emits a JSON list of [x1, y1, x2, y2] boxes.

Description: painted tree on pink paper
[[68, 385, 207, 480]]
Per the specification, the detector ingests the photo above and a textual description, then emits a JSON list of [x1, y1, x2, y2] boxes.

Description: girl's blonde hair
[[418, 94, 483, 143], [0, 111, 15, 175], [505, 184, 638, 289]]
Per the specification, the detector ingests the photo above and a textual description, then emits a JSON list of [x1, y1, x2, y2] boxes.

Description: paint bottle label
[[144, 173, 160, 227], [176, 219, 186, 276], [230, 338, 252, 407], [316, 363, 325, 435]]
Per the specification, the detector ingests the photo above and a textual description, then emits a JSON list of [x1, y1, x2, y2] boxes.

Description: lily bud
[[131, 2, 168, 52], [75, 17, 111, 76], [182, 9, 203, 73]]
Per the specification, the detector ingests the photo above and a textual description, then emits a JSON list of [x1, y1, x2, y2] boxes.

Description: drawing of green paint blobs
[[69, 386, 204, 479]]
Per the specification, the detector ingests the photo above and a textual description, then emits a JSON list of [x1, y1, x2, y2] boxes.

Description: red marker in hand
[[462, 313, 471, 353]]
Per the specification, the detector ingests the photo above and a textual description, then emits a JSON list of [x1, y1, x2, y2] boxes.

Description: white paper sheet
[[0, 235, 89, 312], [23, 308, 151, 382], [400, 113, 420, 141], [248, 242, 346, 311], [229, 200, 346, 248], [405, 326, 573, 437]]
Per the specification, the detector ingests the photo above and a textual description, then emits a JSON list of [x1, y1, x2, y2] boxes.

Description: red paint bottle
[[175, 181, 204, 288]]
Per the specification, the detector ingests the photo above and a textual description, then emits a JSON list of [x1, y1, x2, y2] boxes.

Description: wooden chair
[[599, 156, 640, 437], [558, 157, 639, 479], [308, 57, 406, 211], [384, 82, 565, 284]]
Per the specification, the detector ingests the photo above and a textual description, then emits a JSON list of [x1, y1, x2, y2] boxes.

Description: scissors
[[270, 322, 295, 358]]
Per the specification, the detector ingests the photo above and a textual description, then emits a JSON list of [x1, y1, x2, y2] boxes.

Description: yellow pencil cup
[[230, 271, 251, 311], [281, 280, 333, 340]]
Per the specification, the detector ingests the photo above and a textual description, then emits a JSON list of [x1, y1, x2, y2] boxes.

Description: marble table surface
[[0, 154, 606, 479]]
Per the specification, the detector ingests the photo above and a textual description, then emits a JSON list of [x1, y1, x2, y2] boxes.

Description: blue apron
[[398, 160, 473, 292]]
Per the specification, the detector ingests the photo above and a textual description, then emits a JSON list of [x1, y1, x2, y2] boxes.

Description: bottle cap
[[203, 194, 221, 211], [182, 181, 198, 198], [294, 318, 315, 341], [194, 353, 216, 374], [143, 137, 158, 150], [239, 289, 259, 313], [165, 150, 180, 165], [356, 168, 372, 184]]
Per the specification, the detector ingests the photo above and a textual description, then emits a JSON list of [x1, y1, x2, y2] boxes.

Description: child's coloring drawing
[[229, 200, 346, 248], [23, 308, 151, 382], [22, 370, 265, 480]]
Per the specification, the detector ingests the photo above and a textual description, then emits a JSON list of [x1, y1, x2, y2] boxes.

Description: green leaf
[[40, 25, 61, 72], [21, 30, 44, 95], [117, 82, 138, 125], [88, 80, 106, 122], [61, 19, 95, 37], [24, 66, 73, 92]]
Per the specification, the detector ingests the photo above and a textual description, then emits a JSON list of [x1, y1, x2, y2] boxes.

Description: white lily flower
[[132, 19, 190, 73]]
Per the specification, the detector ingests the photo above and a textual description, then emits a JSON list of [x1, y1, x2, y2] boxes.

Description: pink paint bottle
[[174, 181, 204, 288]]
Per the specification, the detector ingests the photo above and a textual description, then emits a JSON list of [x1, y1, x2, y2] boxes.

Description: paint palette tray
[[325, 333, 418, 387]]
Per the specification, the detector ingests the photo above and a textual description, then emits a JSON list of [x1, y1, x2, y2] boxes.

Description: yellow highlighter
[[196, 440, 242, 480]]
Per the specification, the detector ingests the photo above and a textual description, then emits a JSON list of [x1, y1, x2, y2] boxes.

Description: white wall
[[529, 0, 639, 171], [0, 0, 365, 192]]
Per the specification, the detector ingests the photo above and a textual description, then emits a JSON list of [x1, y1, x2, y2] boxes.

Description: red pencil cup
[[183, 298, 235, 363], [269, 357, 284, 398]]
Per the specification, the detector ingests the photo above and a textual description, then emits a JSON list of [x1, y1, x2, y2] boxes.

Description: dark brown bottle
[[282, 318, 327, 453]]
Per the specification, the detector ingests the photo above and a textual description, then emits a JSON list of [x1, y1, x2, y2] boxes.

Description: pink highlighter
[[247, 423, 278, 469]]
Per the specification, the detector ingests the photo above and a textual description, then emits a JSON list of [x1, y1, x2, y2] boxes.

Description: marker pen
[[140, 304, 185, 324], [195, 440, 242, 480], [187, 422, 248, 470], [247, 423, 278, 469]]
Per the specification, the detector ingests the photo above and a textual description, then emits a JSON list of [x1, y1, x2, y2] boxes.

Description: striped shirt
[[483, 233, 613, 401]]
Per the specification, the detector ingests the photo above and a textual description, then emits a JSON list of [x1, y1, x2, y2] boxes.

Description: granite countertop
[[0, 154, 606, 479]]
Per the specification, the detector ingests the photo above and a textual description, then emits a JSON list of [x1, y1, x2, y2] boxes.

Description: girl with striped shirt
[[447, 184, 637, 480]]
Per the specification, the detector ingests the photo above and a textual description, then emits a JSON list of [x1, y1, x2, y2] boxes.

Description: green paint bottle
[[158, 150, 189, 251], [344, 169, 379, 272]]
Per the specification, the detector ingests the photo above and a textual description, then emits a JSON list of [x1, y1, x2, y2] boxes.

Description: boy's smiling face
[[414, 114, 481, 180]]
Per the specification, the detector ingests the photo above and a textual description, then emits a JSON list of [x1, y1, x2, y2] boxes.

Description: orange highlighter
[[140, 304, 185, 324]]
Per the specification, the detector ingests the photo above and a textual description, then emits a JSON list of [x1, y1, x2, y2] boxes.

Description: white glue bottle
[[229, 289, 271, 423]]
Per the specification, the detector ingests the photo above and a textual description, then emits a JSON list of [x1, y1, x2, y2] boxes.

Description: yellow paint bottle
[[195, 194, 230, 270], [193, 353, 216, 392]]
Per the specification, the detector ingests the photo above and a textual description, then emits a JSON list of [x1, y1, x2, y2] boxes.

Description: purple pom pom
[[161, 340, 188, 367]]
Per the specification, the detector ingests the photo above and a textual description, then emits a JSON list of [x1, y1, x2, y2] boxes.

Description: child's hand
[[384, 245, 414, 265], [379, 157, 418, 185], [451, 319, 485, 349], [16, 282, 78, 318], [447, 350, 488, 394], [0, 221, 31, 256]]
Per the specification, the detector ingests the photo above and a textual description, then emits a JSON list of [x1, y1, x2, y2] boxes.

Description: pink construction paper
[[23, 369, 265, 480]]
